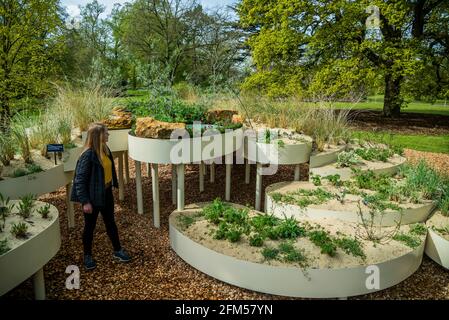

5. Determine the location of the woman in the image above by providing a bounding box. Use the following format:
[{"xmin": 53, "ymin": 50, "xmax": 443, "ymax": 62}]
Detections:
[{"xmin": 71, "ymin": 123, "xmax": 131, "ymax": 270}]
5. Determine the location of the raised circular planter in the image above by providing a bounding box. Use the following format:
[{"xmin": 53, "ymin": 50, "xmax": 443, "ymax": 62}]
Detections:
[
  {"xmin": 62, "ymin": 146, "xmax": 84, "ymax": 172},
  {"xmin": 0, "ymin": 164, "xmax": 73, "ymax": 199},
  {"xmin": 309, "ymin": 145, "xmax": 347, "ymax": 168},
  {"xmin": 0, "ymin": 201, "xmax": 61, "ymax": 299},
  {"xmin": 128, "ymin": 129, "xmax": 244, "ymax": 227},
  {"xmin": 243, "ymin": 133, "xmax": 313, "ymax": 211},
  {"xmin": 425, "ymin": 212, "xmax": 449, "ymax": 269},
  {"xmin": 265, "ymin": 181, "xmax": 435, "ymax": 227},
  {"xmin": 309, "ymin": 155, "xmax": 407, "ymax": 181},
  {"xmin": 169, "ymin": 203, "xmax": 425, "ymax": 298}
]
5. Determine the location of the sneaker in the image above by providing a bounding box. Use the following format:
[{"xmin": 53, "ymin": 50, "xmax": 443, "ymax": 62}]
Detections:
[
  {"xmin": 113, "ymin": 249, "xmax": 131, "ymax": 263},
  {"xmin": 84, "ymin": 255, "xmax": 96, "ymax": 270}
]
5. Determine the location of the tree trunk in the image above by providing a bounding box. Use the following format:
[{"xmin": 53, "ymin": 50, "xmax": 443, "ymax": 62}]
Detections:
[{"xmin": 383, "ymin": 73, "xmax": 403, "ymax": 118}]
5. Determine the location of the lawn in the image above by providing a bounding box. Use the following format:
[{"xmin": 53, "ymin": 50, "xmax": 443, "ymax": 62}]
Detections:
[
  {"xmin": 334, "ymin": 95, "xmax": 449, "ymax": 116},
  {"xmin": 352, "ymin": 130, "xmax": 449, "ymax": 154}
]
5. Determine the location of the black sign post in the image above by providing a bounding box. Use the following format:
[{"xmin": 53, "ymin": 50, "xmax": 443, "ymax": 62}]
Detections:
[{"xmin": 47, "ymin": 144, "xmax": 65, "ymax": 165}]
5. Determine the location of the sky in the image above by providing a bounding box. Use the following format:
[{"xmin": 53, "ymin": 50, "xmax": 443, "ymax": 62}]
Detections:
[{"xmin": 61, "ymin": 0, "xmax": 237, "ymax": 17}]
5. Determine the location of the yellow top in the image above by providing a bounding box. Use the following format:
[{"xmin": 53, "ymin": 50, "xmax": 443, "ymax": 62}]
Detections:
[{"xmin": 101, "ymin": 152, "xmax": 113, "ymax": 185}]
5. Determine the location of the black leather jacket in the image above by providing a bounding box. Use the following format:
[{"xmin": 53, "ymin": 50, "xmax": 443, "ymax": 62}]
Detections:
[{"xmin": 70, "ymin": 147, "xmax": 118, "ymax": 207}]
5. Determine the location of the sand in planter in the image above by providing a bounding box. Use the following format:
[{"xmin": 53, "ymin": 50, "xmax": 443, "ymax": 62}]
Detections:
[
  {"xmin": 170, "ymin": 203, "xmax": 424, "ymax": 270},
  {"xmin": 0, "ymin": 201, "xmax": 58, "ymax": 252},
  {"xmin": 427, "ymin": 211, "xmax": 449, "ymax": 241},
  {"xmin": 267, "ymin": 181, "xmax": 433, "ymax": 215}
]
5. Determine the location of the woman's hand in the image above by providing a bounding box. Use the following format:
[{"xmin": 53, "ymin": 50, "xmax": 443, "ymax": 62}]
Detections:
[{"xmin": 83, "ymin": 203, "xmax": 93, "ymax": 214}]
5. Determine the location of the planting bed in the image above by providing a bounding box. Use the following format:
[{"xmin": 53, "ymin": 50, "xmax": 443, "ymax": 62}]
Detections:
[
  {"xmin": 170, "ymin": 202, "xmax": 425, "ymax": 298},
  {"xmin": 310, "ymin": 143, "xmax": 406, "ymax": 181},
  {"xmin": 0, "ymin": 200, "xmax": 60, "ymax": 299},
  {"xmin": 425, "ymin": 211, "xmax": 449, "ymax": 269}
]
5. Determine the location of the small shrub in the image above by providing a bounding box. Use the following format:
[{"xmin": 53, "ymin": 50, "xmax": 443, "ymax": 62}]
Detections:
[
  {"xmin": 335, "ymin": 236, "xmax": 366, "ymax": 260},
  {"xmin": 276, "ymin": 217, "xmax": 306, "ymax": 239},
  {"xmin": 409, "ymin": 223, "xmax": 427, "ymax": 236},
  {"xmin": 11, "ymin": 222, "xmax": 29, "ymax": 239},
  {"xmin": 17, "ymin": 194, "xmax": 35, "ymax": 219},
  {"xmin": 0, "ymin": 133, "xmax": 16, "ymax": 166},
  {"xmin": 225, "ymin": 225, "xmax": 243, "ymax": 242},
  {"xmin": 311, "ymin": 174, "xmax": 322, "ymax": 186},
  {"xmin": 0, "ymin": 239, "xmax": 10, "ymax": 255},
  {"xmin": 308, "ymin": 229, "xmax": 337, "ymax": 257},
  {"xmin": 261, "ymin": 247, "xmax": 279, "ymax": 260},
  {"xmin": 393, "ymin": 233, "xmax": 422, "ymax": 248},
  {"xmin": 37, "ymin": 204, "xmax": 52, "ymax": 219},
  {"xmin": 203, "ymin": 198, "xmax": 227, "ymax": 224},
  {"xmin": 337, "ymin": 151, "xmax": 361, "ymax": 168},
  {"xmin": 249, "ymin": 234, "xmax": 264, "ymax": 247},
  {"xmin": 324, "ymin": 174, "xmax": 342, "ymax": 187}
]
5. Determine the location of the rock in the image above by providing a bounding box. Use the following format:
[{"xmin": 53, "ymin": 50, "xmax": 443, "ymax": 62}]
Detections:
[
  {"xmin": 135, "ymin": 117, "xmax": 186, "ymax": 139},
  {"xmin": 205, "ymin": 109, "xmax": 238, "ymax": 124},
  {"xmin": 102, "ymin": 107, "xmax": 133, "ymax": 129}
]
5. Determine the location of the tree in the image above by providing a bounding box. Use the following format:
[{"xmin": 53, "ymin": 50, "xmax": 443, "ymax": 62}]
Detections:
[
  {"xmin": 237, "ymin": 0, "xmax": 449, "ymax": 117},
  {"xmin": 0, "ymin": 0, "xmax": 64, "ymax": 129}
]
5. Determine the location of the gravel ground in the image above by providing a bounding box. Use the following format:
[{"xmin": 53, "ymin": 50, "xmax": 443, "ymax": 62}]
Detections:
[{"xmin": 2, "ymin": 150, "xmax": 449, "ymax": 300}]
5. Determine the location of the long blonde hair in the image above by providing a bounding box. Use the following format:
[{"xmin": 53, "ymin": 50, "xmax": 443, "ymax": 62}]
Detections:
[{"xmin": 84, "ymin": 122, "xmax": 109, "ymax": 160}]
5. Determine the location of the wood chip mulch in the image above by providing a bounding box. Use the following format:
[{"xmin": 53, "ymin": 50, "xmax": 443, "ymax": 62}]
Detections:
[{"xmin": 2, "ymin": 150, "xmax": 449, "ymax": 300}]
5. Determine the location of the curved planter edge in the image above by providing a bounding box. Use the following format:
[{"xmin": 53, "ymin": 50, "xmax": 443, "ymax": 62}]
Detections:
[
  {"xmin": 425, "ymin": 229, "xmax": 449, "ymax": 270},
  {"xmin": 169, "ymin": 217, "xmax": 424, "ymax": 298}
]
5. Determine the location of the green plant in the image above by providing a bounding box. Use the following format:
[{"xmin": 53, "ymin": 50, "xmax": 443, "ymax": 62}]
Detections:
[
  {"xmin": 276, "ymin": 217, "xmax": 306, "ymax": 239},
  {"xmin": 37, "ymin": 204, "xmax": 51, "ymax": 219},
  {"xmin": 11, "ymin": 222, "xmax": 28, "ymax": 239},
  {"xmin": 277, "ymin": 139, "xmax": 285, "ymax": 148},
  {"xmin": 225, "ymin": 225, "xmax": 243, "ymax": 242},
  {"xmin": 307, "ymin": 229, "xmax": 337, "ymax": 256},
  {"xmin": 311, "ymin": 174, "xmax": 322, "ymax": 186},
  {"xmin": 203, "ymin": 198, "xmax": 227, "ymax": 224},
  {"xmin": 214, "ymin": 222, "xmax": 228, "ymax": 240},
  {"xmin": 393, "ymin": 233, "xmax": 422, "ymax": 248},
  {"xmin": 439, "ymin": 197, "xmax": 449, "ymax": 216},
  {"xmin": 261, "ymin": 247, "xmax": 279, "ymax": 260},
  {"xmin": 0, "ymin": 132, "xmax": 16, "ymax": 166},
  {"xmin": 0, "ymin": 239, "xmax": 10, "ymax": 255},
  {"xmin": 11, "ymin": 114, "xmax": 33, "ymax": 164},
  {"xmin": 0, "ymin": 193, "xmax": 15, "ymax": 232},
  {"xmin": 17, "ymin": 194, "xmax": 35, "ymax": 219},
  {"xmin": 354, "ymin": 147, "xmax": 394, "ymax": 162},
  {"xmin": 324, "ymin": 174, "xmax": 342, "ymax": 187},
  {"xmin": 278, "ymin": 242, "xmax": 307, "ymax": 264},
  {"xmin": 334, "ymin": 236, "xmax": 366, "ymax": 260},
  {"xmin": 249, "ymin": 234, "xmax": 264, "ymax": 247},
  {"xmin": 336, "ymin": 150, "xmax": 361, "ymax": 168},
  {"xmin": 409, "ymin": 223, "xmax": 427, "ymax": 236}
]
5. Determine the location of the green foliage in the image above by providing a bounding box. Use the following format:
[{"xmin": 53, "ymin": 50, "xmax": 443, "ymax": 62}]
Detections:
[
  {"xmin": 0, "ymin": 133, "xmax": 16, "ymax": 166},
  {"xmin": 37, "ymin": 204, "xmax": 51, "ymax": 219},
  {"xmin": 17, "ymin": 194, "xmax": 35, "ymax": 219},
  {"xmin": 311, "ymin": 174, "xmax": 321, "ymax": 186},
  {"xmin": 401, "ymin": 161, "xmax": 444, "ymax": 200},
  {"xmin": 277, "ymin": 242, "xmax": 307, "ymax": 264},
  {"xmin": 203, "ymin": 198, "xmax": 227, "ymax": 225},
  {"xmin": 270, "ymin": 188, "xmax": 334, "ymax": 208},
  {"xmin": 11, "ymin": 222, "xmax": 29, "ymax": 239},
  {"xmin": 275, "ymin": 217, "xmax": 306, "ymax": 239},
  {"xmin": 0, "ymin": 193, "xmax": 15, "ymax": 232},
  {"xmin": 409, "ymin": 223, "xmax": 427, "ymax": 236},
  {"xmin": 334, "ymin": 236, "xmax": 366, "ymax": 260},
  {"xmin": 10, "ymin": 114, "xmax": 33, "ymax": 164},
  {"xmin": 307, "ymin": 229, "xmax": 337, "ymax": 257},
  {"xmin": 354, "ymin": 147, "xmax": 394, "ymax": 162},
  {"xmin": 12, "ymin": 163, "xmax": 43, "ymax": 178},
  {"xmin": 0, "ymin": 239, "xmax": 10, "ymax": 255},
  {"xmin": 324, "ymin": 174, "xmax": 342, "ymax": 187},
  {"xmin": 249, "ymin": 234, "xmax": 264, "ymax": 247},
  {"xmin": 393, "ymin": 233, "xmax": 422, "ymax": 249},
  {"xmin": 261, "ymin": 247, "xmax": 279, "ymax": 260},
  {"xmin": 337, "ymin": 151, "xmax": 361, "ymax": 168}
]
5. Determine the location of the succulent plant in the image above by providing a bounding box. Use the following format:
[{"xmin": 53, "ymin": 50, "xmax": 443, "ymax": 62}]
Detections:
[
  {"xmin": 11, "ymin": 222, "xmax": 29, "ymax": 239},
  {"xmin": 17, "ymin": 194, "xmax": 35, "ymax": 219},
  {"xmin": 37, "ymin": 204, "xmax": 51, "ymax": 219}
]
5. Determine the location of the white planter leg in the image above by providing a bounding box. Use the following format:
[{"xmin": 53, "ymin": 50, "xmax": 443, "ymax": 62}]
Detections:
[
  {"xmin": 172, "ymin": 164, "xmax": 177, "ymax": 205},
  {"xmin": 210, "ymin": 163, "xmax": 215, "ymax": 183},
  {"xmin": 245, "ymin": 159, "xmax": 250, "ymax": 184},
  {"xmin": 294, "ymin": 164, "xmax": 300, "ymax": 181},
  {"xmin": 204, "ymin": 164, "xmax": 208, "ymax": 176},
  {"xmin": 177, "ymin": 164, "xmax": 185, "ymax": 211},
  {"xmin": 66, "ymin": 183, "xmax": 75, "ymax": 229},
  {"xmin": 124, "ymin": 151, "xmax": 130, "ymax": 184},
  {"xmin": 151, "ymin": 164, "xmax": 160, "ymax": 228},
  {"xmin": 135, "ymin": 161, "xmax": 143, "ymax": 214},
  {"xmin": 33, "ymin": 268, "xmax": 46, "ymax": 300},
  {"xmin": 225, "ymin": 164, "xmax": 231, "ymax": 201},
  {"xmin": 118, "ymin": 152, "xmax": 124, "ymax": 201},
  {"xmin": 199, "ymin": 162, "xmax": 204, "ymax": 193},
  {"xmin": 255, "ymin": 163, "xmax": 263, "ymax": 211}
]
